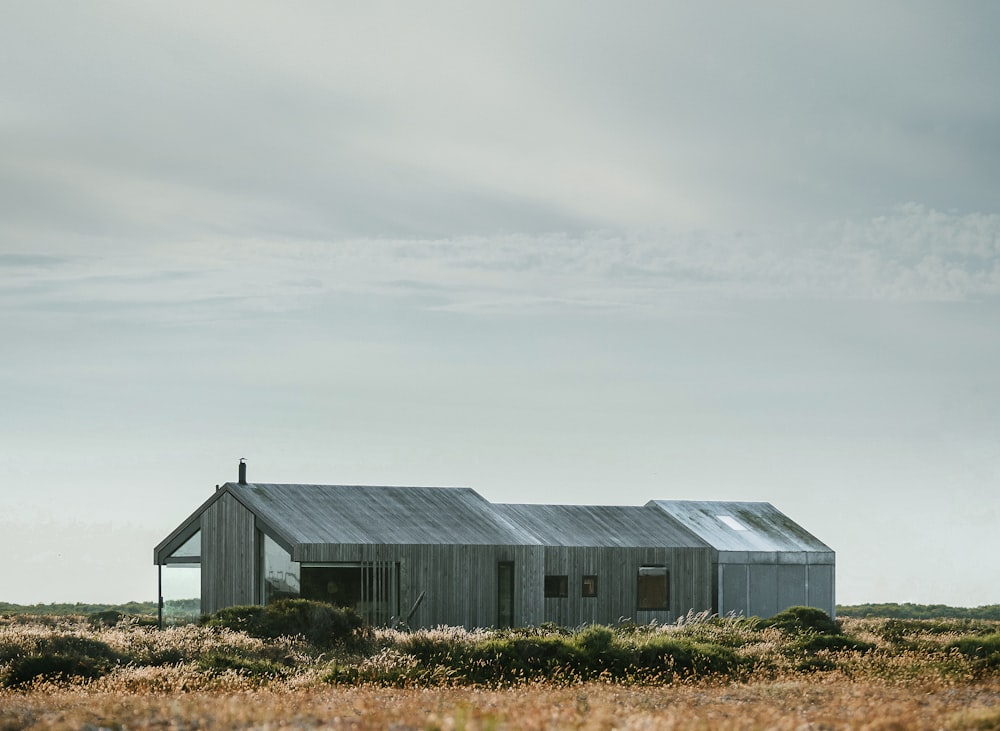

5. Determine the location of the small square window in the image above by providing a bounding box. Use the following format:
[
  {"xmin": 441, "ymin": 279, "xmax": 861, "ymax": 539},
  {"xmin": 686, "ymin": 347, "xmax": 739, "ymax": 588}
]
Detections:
[
  {"xmin": 544, "ymin": 575, "xmax": 568, "ymax": 598},
  {"xmin": 582, "ymin": 575, "xmax": 598, "ymax": 597}
]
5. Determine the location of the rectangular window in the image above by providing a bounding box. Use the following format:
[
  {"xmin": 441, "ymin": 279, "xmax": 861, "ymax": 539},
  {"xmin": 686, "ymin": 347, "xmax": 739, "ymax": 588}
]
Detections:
[
  {"xmin": 261, "ymin": 533, "xmax": 300, "ymax": 604},
  {"xmin": 544, "ymin": 574, "xmax": 568, "ymax": 598},
  {"xmin": 300, "ymin": 563, "xmax": 399, "ymax": 624},
  {"xmin": 159, "ymin": 528, "xmax": 202, "ymax": 626},
  {"xmin": 582, "ymin": 575, "xmax": 598, "ymax": 597},
  {"xmin": 637, "ymin": 566, "xmax": 669, "ymax": 610}
]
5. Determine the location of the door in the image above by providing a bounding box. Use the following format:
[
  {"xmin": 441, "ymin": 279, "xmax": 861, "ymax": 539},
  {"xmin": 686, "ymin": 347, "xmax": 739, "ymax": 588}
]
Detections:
[{"xmin": 497, "ymin": 561, "xmax": 514, "ymax": 628}]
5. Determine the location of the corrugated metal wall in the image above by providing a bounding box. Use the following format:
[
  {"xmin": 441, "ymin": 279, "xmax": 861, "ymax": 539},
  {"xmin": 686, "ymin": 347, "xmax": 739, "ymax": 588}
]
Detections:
[{"xmin": 717, "ymin": 550, "xmax": 836, "ymax": 618}]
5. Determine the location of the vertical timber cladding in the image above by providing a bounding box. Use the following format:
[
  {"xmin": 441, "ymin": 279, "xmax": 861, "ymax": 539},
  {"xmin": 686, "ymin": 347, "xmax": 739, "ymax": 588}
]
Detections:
[
  {"xmin": 201, "ymin": 492, "xmax": 257, "ymax": 614},
  {"xmin": 403, "ymin": 544, "xmax": 544, "ymax": 629},
  {"xmin": 301, "ymin": 543, "xmax": 545, "ymax": 628},
  {"xmin": 540, "ymin": 546, "xmax": 714, "ymax": 626}
]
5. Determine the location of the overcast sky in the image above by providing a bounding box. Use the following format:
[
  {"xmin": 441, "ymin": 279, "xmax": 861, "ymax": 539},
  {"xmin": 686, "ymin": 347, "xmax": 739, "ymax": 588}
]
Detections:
[{"xmin": 2, "ymin": 2, "xmax": 998, "ymax": 608}]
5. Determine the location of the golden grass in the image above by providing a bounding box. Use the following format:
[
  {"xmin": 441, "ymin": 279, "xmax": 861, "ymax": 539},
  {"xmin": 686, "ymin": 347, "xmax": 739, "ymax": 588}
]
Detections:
[
  {"xmin": 2, "ymin": 676, "xmax": 998, "ymax": 730},
  {"xmin": 2, "ymin": 615, "xmax": 998, "ymax": 729}
]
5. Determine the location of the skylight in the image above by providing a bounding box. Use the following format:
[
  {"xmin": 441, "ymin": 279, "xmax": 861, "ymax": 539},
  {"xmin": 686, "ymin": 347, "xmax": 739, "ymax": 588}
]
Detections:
[{"xmin": 716, "ymin": 515, "xmax": 749, "ymax": 531}]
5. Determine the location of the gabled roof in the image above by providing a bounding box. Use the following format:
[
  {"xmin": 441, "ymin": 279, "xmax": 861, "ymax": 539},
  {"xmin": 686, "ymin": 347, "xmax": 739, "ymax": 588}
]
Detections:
[
  {"xmin": 494, "ymin": 503, "xmax": 709, "ymax": 548},
  {"xmin": 156, "ymin": 483, "xmax": 831, "ymax": 564},
  {"xmin": 234, "ymin": 483, "xmax": 537, "ymax": 546},
  {"xmin": 648, "ymin": 500, "xmax": 832, "ymax": 553}
]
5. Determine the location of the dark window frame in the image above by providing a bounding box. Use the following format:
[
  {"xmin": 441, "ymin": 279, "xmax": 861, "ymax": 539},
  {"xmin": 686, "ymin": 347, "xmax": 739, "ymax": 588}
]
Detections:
[
  {"xmin": 637, "ymin": 565, "xmax": 670, "ymax": 611},
  {"xmin": 582, "ymin": 575, "xmax": 598, "ymax": 598},
  {"xmin": 544, "ymin": 574, "xmax": 569, "ymax": 598}
]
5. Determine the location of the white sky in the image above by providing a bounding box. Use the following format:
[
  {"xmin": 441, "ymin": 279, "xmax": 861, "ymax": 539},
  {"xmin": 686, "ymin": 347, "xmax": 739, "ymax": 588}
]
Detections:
[{"xmin": 2, "ymin": 2, "xmax": 998, "ymax": 608}]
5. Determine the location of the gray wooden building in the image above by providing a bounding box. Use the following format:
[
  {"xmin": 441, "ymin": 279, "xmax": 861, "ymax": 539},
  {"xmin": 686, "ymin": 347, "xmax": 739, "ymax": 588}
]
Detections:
[{"xmin": 154, "ymin": 471, "xmax": 835, "ymax": 628}]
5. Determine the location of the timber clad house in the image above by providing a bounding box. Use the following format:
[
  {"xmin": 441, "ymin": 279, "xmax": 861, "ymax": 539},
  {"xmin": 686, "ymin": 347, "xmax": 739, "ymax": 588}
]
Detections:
[{"xmin": 154, "ymin": 466, "xmax": 835, "ymax": 628}]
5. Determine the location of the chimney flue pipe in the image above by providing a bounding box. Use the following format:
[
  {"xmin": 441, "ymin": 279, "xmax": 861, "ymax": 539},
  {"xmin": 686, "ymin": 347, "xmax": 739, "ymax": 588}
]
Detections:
[{"xmin": 238, "ymin": 458, "xmax": 247, "ymax": 485}]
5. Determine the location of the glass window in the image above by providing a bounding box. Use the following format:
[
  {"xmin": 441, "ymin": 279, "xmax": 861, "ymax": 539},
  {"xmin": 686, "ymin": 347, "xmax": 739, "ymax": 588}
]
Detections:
[
  {"xmin": 301, "ymin": 563, "xmax": 399, "ymax": 625},
  {"xmin": 160, "ymin": 564, "xmax": 200, "ymax": 625},
  {"xmin": 582, "ymin": 575, "xmax": 598, "ymax": 597},
  {"xmin": 261, "ymin": 533, "xmax": 300, "ymax": 604},
  {"xmin": 160, "ymin": 529, "xmax": 201, "ymax": 625},
  {"xmin": 637, "ymin": 566, "xmax": 669, "ymax": 610},
  {"xmin": 544, "ymin": 575, "xmax": 568, "ymax": 598},
  {"xmin": 166, "ymin": 530, "xmax": 201, "ymax": 562}
]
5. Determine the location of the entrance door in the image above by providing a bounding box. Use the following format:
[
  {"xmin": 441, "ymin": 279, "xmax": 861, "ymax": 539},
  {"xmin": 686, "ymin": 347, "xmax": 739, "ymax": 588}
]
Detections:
[{"xmin": 497, "ymin": 561, "xmax": 514, "ymax": 628}]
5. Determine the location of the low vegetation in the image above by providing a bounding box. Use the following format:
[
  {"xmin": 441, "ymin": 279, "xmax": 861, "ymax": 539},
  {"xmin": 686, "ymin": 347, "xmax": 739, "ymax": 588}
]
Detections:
[
  {"xmin": 837, "ymin": 602, "xmax": 1000, "ymax": 621},
  {"xmin": 1, "ymin": 603, "xmax": 997, "ymax": 690},
  {"xmin": 1, "ymin": 604, "xmax": 998, "ymax": 728}
]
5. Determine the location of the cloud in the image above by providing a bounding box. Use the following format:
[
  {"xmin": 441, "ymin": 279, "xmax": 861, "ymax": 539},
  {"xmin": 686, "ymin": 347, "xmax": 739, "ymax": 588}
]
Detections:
[
  {"xmin": 3, "ymin": 205, "xmax": 996, "ymax": 340},
  {"xmin": 3, "ymin": 4, "xmax": 998, "ymax": 243},
  {"xmin": 350, "ymin": 204, "xmax": 1000, "ymax": 305},
  {"xmin": 0, "ymin": 254, "xmax": 68, "ymax": 268}
]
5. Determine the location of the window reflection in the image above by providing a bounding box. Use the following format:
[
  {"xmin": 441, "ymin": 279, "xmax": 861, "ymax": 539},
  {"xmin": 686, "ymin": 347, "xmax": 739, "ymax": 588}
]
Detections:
[{"xmin": 262, "ymin": 533, "xmax": 300, "ymax": 603}]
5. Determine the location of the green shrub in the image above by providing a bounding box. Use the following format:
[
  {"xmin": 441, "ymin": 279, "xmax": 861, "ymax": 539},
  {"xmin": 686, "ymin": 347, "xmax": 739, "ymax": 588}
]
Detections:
[
  {"xmin": 34, "ymin": 635, "xmax": 124, "ymax": 665},
  {"xmin": 196, "ymin": 651, "xmax": 288, "ymax": 678},
  {"xmin": 947, "ymin": 633, "xmax": 1000, "ymax": 670},
  {"xmin": 792, "ymin": 633, "xmax": 876, "ymax": 654},
  {"xmin": 87, "ymin": 610, "xmax": 124, "ymax": 627},
  {"xmin": 794, "ymin": 654, "xmax": 838, "ymax": 672},
  {"xmin": 397, "ymin": 634, "xmax": 471, "ymax": 667},
  {"xmin": 471, "ymin": 636, "xmax": 583, "ymax": 682},
  {"xmin": 202, "ymin": 599, "xmax": 362, "ymax": 648},
  {"xmin": 574, "ymin": 625, "xmax": 614, "ymax": 654},
  {"xmin": 1, "ymin": 654, "xmax": 105, "ymax": 688},
  {"xmin": 201, "ymin": 605, "xmax": 265, "ymax": 631},
  {"xmin": 632, "ymin": 636, "xmax": 741, "ymax": 679},
  {"xmin": 759, "ymin": 606, "xmax": 841, "ymax": 635}
]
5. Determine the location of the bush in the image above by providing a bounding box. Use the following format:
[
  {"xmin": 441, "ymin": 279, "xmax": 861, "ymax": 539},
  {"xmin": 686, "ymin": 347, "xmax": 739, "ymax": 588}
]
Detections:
[
  {"xmin": 87, "ymin": 610, "xmax": 124, "ymax": 627},
  {"xmin": 947, "ymin": 633, "xmax": 1000, "ymax": 671},
  {"xmin": 196, "ymin": 651, "xmax": 289, "ymax": 678},
  {"xmin": 792, "ymin": 633, "xmax": 876, "ymax": 654},
  {"xmin": 632, "ymin": 636, "xmax": 742, "ymax": 679},
  {"xmin": 202, "ymin": 599, "xmax": 363, "ymax": 648},
  {"xmin": 1, "ymin": 653, "xmax": 110, "ymax": 688},
  {"xmin": 759, "ymin": 606, "xmax": 841, "ymax": 635},
  {"xmin": 574, "ymin": 625, "xmax": 614, "ymax": 655}
]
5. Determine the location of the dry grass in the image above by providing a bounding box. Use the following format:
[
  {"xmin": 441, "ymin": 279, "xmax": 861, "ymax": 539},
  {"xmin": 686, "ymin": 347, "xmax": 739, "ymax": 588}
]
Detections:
[
  {"xmin": 1, "ymin": 614, "xmax": 998, "ymax": 729},
  {"xmin": 2, "ymin": 677, "xmax": 998, "ymax": 730}
]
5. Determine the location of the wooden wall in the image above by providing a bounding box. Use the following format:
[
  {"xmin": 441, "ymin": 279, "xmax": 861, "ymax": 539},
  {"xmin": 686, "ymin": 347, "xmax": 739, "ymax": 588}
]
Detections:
[
  {"xmin": 297, "ymin": 541, "xmax": 714, "ymax": 628},
  {"xmin": 540, "ymin": 546, "xmax": 715, "ymax": 626},
  {"xmin": 201, "ymin": 492, "xmax": 257, "ymax": 614},
  {"xmin": 197, "ymin": 497, "xmax": 726, "ymax": 626},
  {"xmin": 297, "ymin": 542, "xmax": 545, "ymax": 628}
]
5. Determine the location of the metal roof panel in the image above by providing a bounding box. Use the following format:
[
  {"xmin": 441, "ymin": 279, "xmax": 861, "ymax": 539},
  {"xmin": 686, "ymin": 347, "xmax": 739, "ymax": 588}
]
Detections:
[
  {"xmin": 648, "ymin": 500, "xmax": 832, "ymax": 553},
  {"xmin": 494, "ymin": 503, "xmax": 710, "ymax": 548},
  {"xmin": 230, "ymin": 483, "xmax": 540, "ymax": 546}
]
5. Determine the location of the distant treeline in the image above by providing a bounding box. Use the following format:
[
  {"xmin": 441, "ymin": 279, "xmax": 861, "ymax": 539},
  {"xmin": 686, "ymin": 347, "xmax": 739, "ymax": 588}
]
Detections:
[
  {"xmin": 837, "ymin": 603, "xmax": 1000, "ymax": 620},
  {"xmin": 0, "ymin": 600, "xmax": 192, "ymax": 617}
]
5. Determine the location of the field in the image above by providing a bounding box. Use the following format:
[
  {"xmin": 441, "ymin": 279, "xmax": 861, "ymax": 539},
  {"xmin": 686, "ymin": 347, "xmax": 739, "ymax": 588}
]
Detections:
[
  {"xmin": 2, "ymin": 609, "xmax": 998, "ymax": 730},
  {"xmin": 5, "ymin": 678, "xmax": 1000, "ymax": 730}
]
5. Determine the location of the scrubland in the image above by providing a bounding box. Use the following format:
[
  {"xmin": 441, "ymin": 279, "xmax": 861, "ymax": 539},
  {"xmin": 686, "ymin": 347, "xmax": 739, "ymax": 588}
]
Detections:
[{"xmin": 1, "ymin": 607, "xmax": 998, "ymax": 730}]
